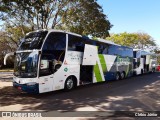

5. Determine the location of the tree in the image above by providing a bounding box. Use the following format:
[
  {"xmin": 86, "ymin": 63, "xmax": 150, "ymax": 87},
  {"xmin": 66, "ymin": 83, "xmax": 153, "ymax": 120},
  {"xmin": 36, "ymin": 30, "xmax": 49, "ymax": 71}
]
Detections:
[
  {"xmin": 0, "ymin": 31, "xmax": 15, "ymax": 68},
  {"xmin": 61, "ymin": 0, "xmax": 112, "ymax": 37},
  {"xmin": 154, "ymin": 49, "xmax": 160, "ymax": 64},
  {"xmin": 0, "ymin": 0, "xmax": 112, "ymax": 68},
  {"xmin": 136, "ymin": 32, "xmax": 156, "ymax": 50},
  {"xmin": 107, "ymin": 32, "xmax": 138, "ymax": 47},
  {"xmin": 107, "ymin": 32, "xmax": 157, "ymax": 51},
  {"xmin": 0, "ymin": 0, "xmax": 112, "ymax": 37},
  {"xmin": 0, "ymin": 25, "xmax": 31, "ymax": 68}
]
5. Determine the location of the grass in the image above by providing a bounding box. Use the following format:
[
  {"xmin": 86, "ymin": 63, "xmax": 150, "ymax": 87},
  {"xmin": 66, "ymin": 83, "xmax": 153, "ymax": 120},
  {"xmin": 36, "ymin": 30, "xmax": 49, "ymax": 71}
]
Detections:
[{"xmin": 0, "ymin": 68, "xmax": 14, "ymax": 72}]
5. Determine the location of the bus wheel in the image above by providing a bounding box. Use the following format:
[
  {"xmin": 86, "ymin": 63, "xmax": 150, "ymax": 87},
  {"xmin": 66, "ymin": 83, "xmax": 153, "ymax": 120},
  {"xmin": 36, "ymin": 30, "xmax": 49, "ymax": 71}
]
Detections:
[
  {"xmin": 120, "ymin": 72, "xmax": 125, "ymax": 80},
  {"xmin": 116, "ymin": 72, "xmax": 120, "ymax": 80},
  {"xmin": 65, "ymin": 76, "xmax": 76, "ymax": 91},
  {"xmin": 141, "ymin": 69, "xmax": 144, "ymax": 75},
  {"xmin": 152, "ymin": 68, "xmax": 155, "ymax": 73}
]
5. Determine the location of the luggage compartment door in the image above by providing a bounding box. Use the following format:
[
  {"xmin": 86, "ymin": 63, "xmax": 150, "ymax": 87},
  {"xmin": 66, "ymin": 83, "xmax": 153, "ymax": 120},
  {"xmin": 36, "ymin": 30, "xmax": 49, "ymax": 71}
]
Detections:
[{"xmin": 82, "ymin": 44, "xmax": 97, "ymax": 65}]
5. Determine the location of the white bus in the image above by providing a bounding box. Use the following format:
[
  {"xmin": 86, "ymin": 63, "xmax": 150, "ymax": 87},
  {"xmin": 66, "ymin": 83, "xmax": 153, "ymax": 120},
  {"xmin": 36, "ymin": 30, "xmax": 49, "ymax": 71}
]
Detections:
[
  {"xmin": 133, "ymin": 49, "xmax": 157, "ymax": 75},
  {"xmin": 4, "ymin": 30, "xmax": 133, "ymax": 93}
]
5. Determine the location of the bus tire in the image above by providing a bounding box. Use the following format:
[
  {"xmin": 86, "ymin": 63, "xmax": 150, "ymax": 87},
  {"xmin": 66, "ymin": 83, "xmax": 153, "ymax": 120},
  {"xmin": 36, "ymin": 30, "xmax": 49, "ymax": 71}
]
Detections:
[
  {"xmin": 64, "ymin": 76, "xmax": 76, "ymax": 91},
  {"xmin": 141, "ymin": 69, "xmax": 144, "ymax": 75},
  {"xmin": 120, "ymin": 72, "xmax": 125, "ymax": 80},
  {"xmin": 152, "ymin": 68, "xmax": 155, "ymax": 73},
  {"xmin": 115, "ymin": 72, "xmax": 120, "ymax": 80}
]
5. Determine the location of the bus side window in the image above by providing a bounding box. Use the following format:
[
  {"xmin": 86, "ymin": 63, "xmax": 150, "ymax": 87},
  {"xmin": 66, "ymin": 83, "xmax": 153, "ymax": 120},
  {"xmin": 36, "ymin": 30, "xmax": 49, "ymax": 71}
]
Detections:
[
  {"xmin": 117, "ymin": 47, "xmax": 123, "ymax": 56},
  {"xmin": 43, "ymin": 32, "xmax": 66, "ymax": 51},
  {"xmin": 40, "ymin": 32, "xmax": 66, "ymax": 76},
  {"xmin": 95, "ymin": 42, "xmax": 108, "ymax": 54},
  {"xmin": 102, "ymin": 47, "xmax": 108, "ymax": 54},
  {"xmin": 98, "ymin": 45, "xmax": 104, "ymax": 54},
  {"xmin": 108, "ymin": 45, "xmax": 116, "ymax": 55},
  {"xmin": 39, "ymin": 55, "xmax": 53, "ymax": 76},
  {"xmin": 68, "ymin": 34, "xmax": 84, "ymax": 52},
  {"xmin": 128, "ymin": 48, "xmax": 133, "ymax": 58}
]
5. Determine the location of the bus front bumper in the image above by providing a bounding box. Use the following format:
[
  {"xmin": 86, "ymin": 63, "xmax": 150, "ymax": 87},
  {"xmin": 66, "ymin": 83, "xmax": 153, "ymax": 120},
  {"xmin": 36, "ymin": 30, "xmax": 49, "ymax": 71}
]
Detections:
[{"xmin": 13, "ymin": 82, "xmax": 39, "ymax": 94}]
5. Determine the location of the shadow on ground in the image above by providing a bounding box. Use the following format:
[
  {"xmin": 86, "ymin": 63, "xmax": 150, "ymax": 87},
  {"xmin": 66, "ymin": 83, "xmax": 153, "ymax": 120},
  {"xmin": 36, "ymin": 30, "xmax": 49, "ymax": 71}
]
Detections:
[{"xmin": 0, "ymin": 72, "xmax": 160, "ymax": 118}]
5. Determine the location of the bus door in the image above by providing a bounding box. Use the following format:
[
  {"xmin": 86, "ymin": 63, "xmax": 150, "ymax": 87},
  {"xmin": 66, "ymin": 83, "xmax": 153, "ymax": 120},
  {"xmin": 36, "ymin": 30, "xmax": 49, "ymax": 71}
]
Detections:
[
  {"xmin": 145, "ymin": 55, "xmax": 150, "ymax": 72},
  {"xmin": 38, "ymin": 59, "xmax": 54, "ymax": 93},
  {"xmin": 80, "ymin": 44, "xmax": 97, "ymax": 84}
]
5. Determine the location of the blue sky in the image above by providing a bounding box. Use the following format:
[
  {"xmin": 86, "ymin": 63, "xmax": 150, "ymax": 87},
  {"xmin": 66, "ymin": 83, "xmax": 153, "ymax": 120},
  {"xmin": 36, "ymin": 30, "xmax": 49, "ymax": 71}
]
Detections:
[{"xmin": 97, "ymin": 0, "xmax": 160, "ymax": 46}]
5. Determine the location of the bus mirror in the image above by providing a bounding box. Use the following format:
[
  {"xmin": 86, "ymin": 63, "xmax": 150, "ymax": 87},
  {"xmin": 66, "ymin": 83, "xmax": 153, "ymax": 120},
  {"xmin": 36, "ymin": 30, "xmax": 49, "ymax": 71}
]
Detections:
[{"xmin": 4, "ymin": 52, "xmax": 15, "ymax": 65}]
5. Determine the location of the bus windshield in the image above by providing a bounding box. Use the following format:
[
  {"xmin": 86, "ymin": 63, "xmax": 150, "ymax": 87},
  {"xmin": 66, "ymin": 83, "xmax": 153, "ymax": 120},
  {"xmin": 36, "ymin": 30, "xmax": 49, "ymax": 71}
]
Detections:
[
  {"xmin": 14, "ymin": 51, "xmax": 39, "ymax": 78},
  {"xmin": 18, "ymin": 31, "xmax": 48, "ymax": 50}
]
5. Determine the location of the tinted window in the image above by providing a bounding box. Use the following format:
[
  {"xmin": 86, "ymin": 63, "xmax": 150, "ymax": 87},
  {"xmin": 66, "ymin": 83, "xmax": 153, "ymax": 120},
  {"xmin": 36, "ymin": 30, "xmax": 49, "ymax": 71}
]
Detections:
[
  {"xmin": 108, "ymin": 45, "xmax": 117, "ymax": 55},
  {"xmin": 68, "ymin": 34, "xmax": 94, "ymax": 52},
  {"xmin": 116, "ymin": 47, "xmax": 123, "ymax": 56},
  {"xmin": 40, "ymin": 32, "xmax": 66, "ymax": 76},
  {"xmin": 14, "ymin": 52, "xmax": 39, "ymax": 78},
  {"xmin": 108, "ymin": 45, "xmax": 133, "ymax": 57},
  {"xmin": 19, "ymin": 31, "xmax": 48, "ymax": 50},
  {"xmin": 122, "ymin": 47, "xmax": 133, "ymax": 57},
  {"xmin": 136, "ymin": 51, "xmax": 141, "ymax": 58},
  {"xmin": 95, "ymin": 41, "xmax": 109, "ymax": 54},
  {"xmin": 133, "ymin": 51, "xmax": 137, "ymax": 58},
  {"xmin": 43, "ymin": 32, "xmax": 66, "ymax": 51},
  {"xmin": 68, "ymin": 35, "xmax": 85, "ymax": 52},
  {"xmin": 39, "ymin": 54, "xmax": 53, "ymax": 76}
]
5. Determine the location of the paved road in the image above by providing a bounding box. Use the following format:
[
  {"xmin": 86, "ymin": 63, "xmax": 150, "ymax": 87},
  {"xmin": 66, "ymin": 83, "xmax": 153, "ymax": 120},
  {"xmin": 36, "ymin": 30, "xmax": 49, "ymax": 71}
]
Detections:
[
  {"xmin": 0, "ymin": 72, "xmax": 13, "ymax": 74},
  {"xmin": 0, "ymin": 72, "xmax": 13, "ymax": 82},
  {"xmin": 0, "ymin": 72, "xmax": 160, "ymax": 119}
]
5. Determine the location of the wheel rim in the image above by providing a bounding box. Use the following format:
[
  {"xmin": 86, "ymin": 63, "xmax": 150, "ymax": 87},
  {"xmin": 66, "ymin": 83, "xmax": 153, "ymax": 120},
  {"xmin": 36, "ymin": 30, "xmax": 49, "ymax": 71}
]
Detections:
[
  {"xmin": 116, "ymin": 73, "xmax": 119, "ymax": 80},
  {"xmin": 66, "ymin": 78, "xmax": 74, "ymax": 89},
  {"xmin": 121, "ymin": 73, "xmax": 124, "ymax": 79}
]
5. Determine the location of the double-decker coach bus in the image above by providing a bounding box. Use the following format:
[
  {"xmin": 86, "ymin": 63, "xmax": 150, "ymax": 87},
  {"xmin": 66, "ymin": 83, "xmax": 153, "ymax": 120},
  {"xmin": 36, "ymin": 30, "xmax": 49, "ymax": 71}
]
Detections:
[
  {"xmin": 133, "ymin": 49, "xmax": 157, "ymax": 75},
  {"xmin": 4, "ymin": 30, "xmax": 133, "ymax": 93}
]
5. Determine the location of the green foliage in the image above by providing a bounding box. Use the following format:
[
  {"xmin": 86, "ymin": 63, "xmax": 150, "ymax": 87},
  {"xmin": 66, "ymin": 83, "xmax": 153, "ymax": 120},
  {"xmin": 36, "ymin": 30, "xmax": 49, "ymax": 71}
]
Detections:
[
  {"xmin": 0, "ymin": 0, "xmax": 112, "ymax": 37},
  {"xmin": 0, "ymin": 0, "xmax": 112, "ymax": 68},
  {"xmin": 107, "ymin": 32, "xmax": 138, "ymax": 47},
  {"xmin": 157, "ymin": 57, "xmax": 160, "ymax": 65},
  {"xmin": 0, "ymin": 25, "xmax": 31, "ymax": 68},
  {"xmin": 5, "ymin": 25, "xmax": 31, "ymax": 44},
  {"xmin": 60, "ymin": 0, "xmax": 112, "ymax": 38},
  {"xmin": 155, "ymin": 50, "xmax": 160, "ymax": 64},
  {"xmin": 107, "ymin": 32, "xmax": 157, "ymax": 51}
]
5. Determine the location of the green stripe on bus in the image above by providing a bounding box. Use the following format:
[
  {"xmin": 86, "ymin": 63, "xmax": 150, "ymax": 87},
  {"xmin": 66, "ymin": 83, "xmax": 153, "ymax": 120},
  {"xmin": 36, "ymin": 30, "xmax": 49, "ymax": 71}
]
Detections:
[
  {"xmin": 98, "ymin": 54, "xmax": 107, "ymax": 72},
  {"xmin": 126, "ymin": 64, "xmax": 129, "ymax": 76},
  {"xmin": 94, "ymin": 62, "xmax": 103, "ymax": 82}
]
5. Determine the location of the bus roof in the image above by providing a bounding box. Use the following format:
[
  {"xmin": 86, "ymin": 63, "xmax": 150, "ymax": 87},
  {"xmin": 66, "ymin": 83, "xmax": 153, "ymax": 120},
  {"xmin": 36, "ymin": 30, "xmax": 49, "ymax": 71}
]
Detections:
[
  {"xmin": 48, "ymin": 29, "xmax": 82, "ymax": 37},
  {"xmin": 97, "ymin": 38, "xmax": 121, "ymax": 46},
  {"xmin": 133, "ymin": 49, "xmax": 157, "ymax": 56},
  {"xmin": 133, "ymin": 49, "xmax": 143, "ymax": 51},
  {"xmin": 26, "ymin": 29, "xmax": 132, "ymax": 48}
]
